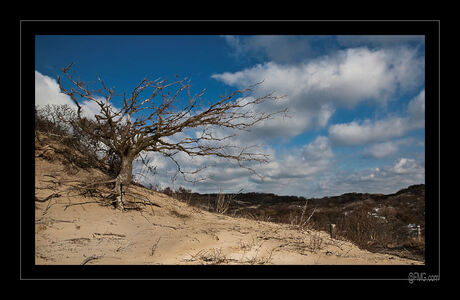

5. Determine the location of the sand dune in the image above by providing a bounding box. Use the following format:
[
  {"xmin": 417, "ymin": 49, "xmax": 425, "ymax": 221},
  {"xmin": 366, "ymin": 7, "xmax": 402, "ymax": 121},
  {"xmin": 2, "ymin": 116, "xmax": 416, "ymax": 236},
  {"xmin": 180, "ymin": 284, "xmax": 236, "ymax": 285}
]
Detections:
[{"xmin": 34, "ymin": 135, "xmax": 421, "ymax": 266}]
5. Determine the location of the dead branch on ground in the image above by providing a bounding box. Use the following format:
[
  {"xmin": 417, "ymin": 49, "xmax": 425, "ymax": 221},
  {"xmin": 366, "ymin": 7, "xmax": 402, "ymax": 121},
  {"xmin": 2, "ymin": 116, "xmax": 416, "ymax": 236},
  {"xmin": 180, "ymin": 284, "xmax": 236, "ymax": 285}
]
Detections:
[{"xmin": 80, "ymin": 255, "xmax": 103, "ymax": 265}]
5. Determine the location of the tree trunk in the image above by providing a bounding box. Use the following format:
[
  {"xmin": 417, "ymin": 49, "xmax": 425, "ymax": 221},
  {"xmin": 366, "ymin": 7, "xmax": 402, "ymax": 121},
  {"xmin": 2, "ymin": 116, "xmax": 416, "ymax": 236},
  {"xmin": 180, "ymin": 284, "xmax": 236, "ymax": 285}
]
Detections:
[{"xmin": 114, "ymin": 154, "xmax": 134, "ymax": 210}]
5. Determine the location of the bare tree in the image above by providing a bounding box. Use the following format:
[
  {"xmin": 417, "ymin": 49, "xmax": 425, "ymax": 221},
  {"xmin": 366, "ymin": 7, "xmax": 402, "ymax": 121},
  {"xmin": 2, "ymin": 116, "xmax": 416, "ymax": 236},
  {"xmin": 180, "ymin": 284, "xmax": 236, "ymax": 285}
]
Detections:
[{"xmin": 57, "ymin": 63, "xmax": 286, "ymax": 210}]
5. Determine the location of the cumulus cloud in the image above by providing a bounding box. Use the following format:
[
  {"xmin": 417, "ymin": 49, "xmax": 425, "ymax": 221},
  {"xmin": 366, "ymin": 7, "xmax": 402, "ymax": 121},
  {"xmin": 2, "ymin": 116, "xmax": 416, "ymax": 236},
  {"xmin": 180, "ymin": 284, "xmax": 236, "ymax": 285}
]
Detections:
[
  {"xmin": 328, "ymin": 89, "xmax": 425, "ymax": 146},
  {"xmin": 212, "ymin": 46, "xmax": 424, "ymax": 142},
  {"xmin": 362, "ymin": 138, "xmax": 419, "ymax": 159},
  {"xmin": 132, "ymin": 135, "xmax": 335, "ymax": 195},
  {"xmin": 35, "ymin": 71, "xmax": 75, "ymax": 107},
  {"xmin": 392, "ymin": 157, "xmax": 421, "ymax": 174},
  {"xmin": 407, "ymin": 89, "xmax": 425, "ymax": 128},
  {"xmin": 213, "ymin": 47, "xmax": 423, "ymax": 105},
  {"xmin": 250, "ymin": 153, "xmax": 424, "ymax": 197},
  {"xmin": 328, "ymin": 117, "xmax": 408, "ymax": 146},
  {"xmin": 241, "ymin": 136, "xmax": 333, "ymax": 187},
  {"xmin": 35, "ymin": 71, "xmax": 121, "ymax": 120},
  {"xmin": 364, "ymin": 141, "xmax": 399, "ymax": 158},
  {"xmin": 301, "ymin": 136, "xmax": 334, "ymax": 162},
  {"xmin": 311, "ymin": 157, "xmax": 425, "ymax": 196}
]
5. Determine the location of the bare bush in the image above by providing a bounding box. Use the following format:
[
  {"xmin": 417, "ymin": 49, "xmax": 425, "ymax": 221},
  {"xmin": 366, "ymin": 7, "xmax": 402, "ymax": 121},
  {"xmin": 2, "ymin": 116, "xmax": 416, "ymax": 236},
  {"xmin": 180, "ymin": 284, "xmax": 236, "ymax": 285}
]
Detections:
[
  {"xmin": 216, "ymin": 191, "xmax": 230, "ymax": 214},
  {"xmin": 336, "ymin": 206, "xmax": 398, "ymax": 250},
  {"xmin": 289, "ymin": 200, "xmax": 317, "ymax": 229},
  {"xmin": 175, "ymin": 186, "xmax": 193, "ymax": 203},
  {"xmin": 215, "ymin": 188, "xmax": 243, "ymax": 214},
  {"xmin": 306, "ymin": 232, "xmax": 324, "ymax": 252},
  {"xmin": 35, "ymin": 104, "xmax": 76, "ymax": 136}
]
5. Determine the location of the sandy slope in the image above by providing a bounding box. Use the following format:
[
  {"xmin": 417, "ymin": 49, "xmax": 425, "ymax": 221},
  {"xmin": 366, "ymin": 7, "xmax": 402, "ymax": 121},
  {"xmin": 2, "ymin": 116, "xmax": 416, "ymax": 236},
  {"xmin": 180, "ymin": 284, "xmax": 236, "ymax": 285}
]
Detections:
[{"xmin": 34, "ymin": 139, "xmax": 422, "ymax": 266}]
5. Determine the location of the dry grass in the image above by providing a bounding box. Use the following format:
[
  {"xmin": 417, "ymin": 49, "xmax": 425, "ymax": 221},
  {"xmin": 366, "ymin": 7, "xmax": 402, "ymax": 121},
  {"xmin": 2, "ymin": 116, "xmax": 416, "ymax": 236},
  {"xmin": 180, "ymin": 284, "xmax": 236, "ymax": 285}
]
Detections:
[
  {"xmin": 183, "ymin": 234, "xmax": 278, "ymax": 265},
  {"xmin": 184, "ymin": 248, "xmax": 234, "ymax": 264}
]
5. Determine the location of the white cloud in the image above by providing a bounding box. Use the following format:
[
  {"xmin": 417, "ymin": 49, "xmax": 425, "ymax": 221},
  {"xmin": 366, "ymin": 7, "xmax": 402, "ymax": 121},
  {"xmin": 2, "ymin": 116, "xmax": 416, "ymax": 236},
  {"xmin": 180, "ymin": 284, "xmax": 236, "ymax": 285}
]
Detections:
[
  {"xmin": 35, "ymin": 71, "xmax": 121, "ymax": 121},
  {"xmin": 222, "ymin": 35, "xmax": 246, "ymax": 58},
  {"xmin": 317, "ymin": 105, "xmax": 335, "ymax": 128},
  {"xmin": 35, "ymin": 71, "xmax": 75, "ymax": 107},
  {"xmin": 362, "ymin": 138, "xmax": 422, "ymax": 159},
  {"xmin": 79, "ymin": 99, "xmax": 103, "ymax": 119},
  {"xmin": 311, "ymin": 157, "xmax": 425, "ymax": 196},
  {"xmin": 212, "ymin": 46, "xmax": 424, "ymax": 142},
  {"xmin": 213, "ymin": 47, "xmax": 423, "ymax": 105},
  {"xmin": 365, "ymin": 141, "xmax": 399, "ymax": 158},
  {"xmin": 407, "ymin": 89, "xmax": 425, "ymax": 128},
  {"xmin": 248, "ymin": 136, "xmax": 333, "ymax": 182},
  {"xmin": 301, "ymin": 136, "xmax": 333, "ymax": 162},
  {"xmin": 328, "ymin": 117, "xmax": 408, "ymax": 146},
  {"xmin": 222, "ymin": 35, "xmax": 314, "ymax": 64},
  {"xmin": 392, "ymin": 158, "xmax": 420, "ymax": 174},
  {"xmin": 328, "ymin": 89, "xmax": 425, "ymax": 146}
]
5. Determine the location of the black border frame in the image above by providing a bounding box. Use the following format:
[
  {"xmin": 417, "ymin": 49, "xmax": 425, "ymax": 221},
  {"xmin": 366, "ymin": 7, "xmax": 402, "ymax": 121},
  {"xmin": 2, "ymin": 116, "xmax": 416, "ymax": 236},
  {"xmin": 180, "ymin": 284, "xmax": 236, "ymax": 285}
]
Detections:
[{"xmin": 19, "ymin": 20, "xmax": 440, "ymax": 281}]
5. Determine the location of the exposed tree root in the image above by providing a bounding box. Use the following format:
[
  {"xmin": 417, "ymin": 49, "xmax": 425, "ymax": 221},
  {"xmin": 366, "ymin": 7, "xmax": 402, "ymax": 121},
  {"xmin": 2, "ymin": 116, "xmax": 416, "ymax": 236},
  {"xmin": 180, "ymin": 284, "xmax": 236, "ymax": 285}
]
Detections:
[
  {"xmin": 35, "ymin": 193, "xmax": 61, "ymax": 203},
  {"xmin": 39, "ymin": 172, "xmax": 161, "ymax": 212}
]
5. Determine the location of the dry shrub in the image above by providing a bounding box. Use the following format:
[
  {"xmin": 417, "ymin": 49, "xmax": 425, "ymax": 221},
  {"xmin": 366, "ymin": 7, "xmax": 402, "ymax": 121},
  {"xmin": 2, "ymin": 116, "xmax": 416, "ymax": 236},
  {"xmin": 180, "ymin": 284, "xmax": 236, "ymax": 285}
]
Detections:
[
  {"xmin": 216, "ymin": 192, "xmax": 230, "ymax": 214},
  {"xmin": 161, "ymin": 187, "xmax": 175, "ymax": 197},
  {"xmin": 176, "ymin": 186, "xmax": 192, "ymax": 203},
  {"xmin": 306, "ymin": 232, "xmax": 324, "ymax": 252},
  {"xmin": 214, "ymin": 189, "xmax": 242, "ymax": 214},
  {"xmin": 35, "ymin": 104, "xmax": 121, "ymax": 176},
  {"xmin": 336, "ymin": 206, "xmax": 399, "ymax": 250}
]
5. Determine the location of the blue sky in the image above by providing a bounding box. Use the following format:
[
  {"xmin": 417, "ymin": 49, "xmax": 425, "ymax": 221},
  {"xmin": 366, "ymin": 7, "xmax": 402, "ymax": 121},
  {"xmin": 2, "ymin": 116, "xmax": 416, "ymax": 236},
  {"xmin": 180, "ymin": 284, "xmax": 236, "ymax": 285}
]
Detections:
[{"xmin": 35, "ymin": 35, "xmax": 425, "ymax": 197}]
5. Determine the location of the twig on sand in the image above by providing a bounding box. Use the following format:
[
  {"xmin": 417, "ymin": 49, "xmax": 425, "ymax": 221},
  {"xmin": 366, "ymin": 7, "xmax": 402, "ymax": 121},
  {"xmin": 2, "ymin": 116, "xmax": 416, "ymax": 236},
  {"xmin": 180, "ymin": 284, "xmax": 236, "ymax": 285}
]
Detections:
[
  {"xmin": 41, "ymin": 199, "xmax": 59, "ymax": 217},
  {"xmin": 63, "ymin": 201, "xmax": 103, "ymax": 210},
  {"xmin": 36, "ymin": 218, "xmax": 74, "ymax": 224},
  {"xmin": 80, "ymin": 255, "xmax": 102, "ymax": 265},
  {"xmin": 150, "ymin": 223, "xmax": 178, "ymax": 230},
  {"xmin": 93, "ymin": 232, "xmax": 126, "ymax": 238},
  {"xmin": 151, "ymin": 237, "xmax": 161, "ymax": 256},
  {"xmin": 81, "ymin": 179, "xmax": 117, "ymax": 187},
  {"xmin": 116, "ymin": 242, "xmax": 134, "ymax": 253}
]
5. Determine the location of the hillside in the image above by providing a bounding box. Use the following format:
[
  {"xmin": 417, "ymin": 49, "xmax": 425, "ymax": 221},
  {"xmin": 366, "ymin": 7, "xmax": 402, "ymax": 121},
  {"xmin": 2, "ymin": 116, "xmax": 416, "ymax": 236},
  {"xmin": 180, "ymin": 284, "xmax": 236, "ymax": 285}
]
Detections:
[
  {"xmin": 35, "ymin": 132, "xmax": 422, "ymax": 265},
  {"xmin": 175, "ymin": 186, "xmax": 425, "ymax": 261}
]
